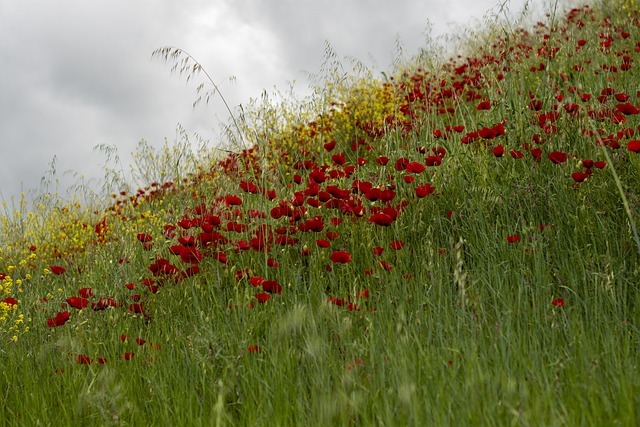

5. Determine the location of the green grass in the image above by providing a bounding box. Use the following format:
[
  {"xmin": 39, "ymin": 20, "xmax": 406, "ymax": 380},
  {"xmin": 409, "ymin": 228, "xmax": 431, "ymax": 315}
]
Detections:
[{"xmin": 2, "ymin": 0, "xmax": 640, "ymax": 425}]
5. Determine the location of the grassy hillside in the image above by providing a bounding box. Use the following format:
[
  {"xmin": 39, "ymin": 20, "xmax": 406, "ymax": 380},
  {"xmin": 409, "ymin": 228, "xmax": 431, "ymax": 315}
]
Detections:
[{"xmin": 2, "ymin": 0, "xmax": 640, "ymax": 425}]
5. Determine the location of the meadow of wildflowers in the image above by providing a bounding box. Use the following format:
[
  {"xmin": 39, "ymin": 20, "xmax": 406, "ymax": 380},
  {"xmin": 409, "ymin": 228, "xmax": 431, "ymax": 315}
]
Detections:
[{"xmin": 1, "ymin": 0, "xmax": 640, "ymax": 425}]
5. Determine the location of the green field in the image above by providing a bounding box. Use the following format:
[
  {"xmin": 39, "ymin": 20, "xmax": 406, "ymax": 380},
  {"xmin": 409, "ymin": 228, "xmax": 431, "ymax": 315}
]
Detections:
[{"xmin": 1, "ymin": 0, "xmax": 640, "ymax": 425}]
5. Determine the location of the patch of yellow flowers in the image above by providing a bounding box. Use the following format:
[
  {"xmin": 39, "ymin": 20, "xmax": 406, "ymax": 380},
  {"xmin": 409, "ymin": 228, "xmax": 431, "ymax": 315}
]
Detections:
[
  {"xmin": 0, "ymin": 253, "xmax": 31, "ymax": 342},
  {"xmin": 234, "ymin": 70, "xmax": 401, "ymax": 177}
]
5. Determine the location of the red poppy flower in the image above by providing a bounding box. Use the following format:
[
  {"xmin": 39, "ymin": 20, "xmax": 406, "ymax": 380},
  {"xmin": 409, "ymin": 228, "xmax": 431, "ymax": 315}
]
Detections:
[
  {"xmin": 224, "ymin": 195, "xmax": 243, "ymax": 206},
  {"xmin": 617, "ymin": 103, "xmax": 640, "ymax": 115},
  {"xmin": 378, "ymin": 261, "xmax": 394, "ymax": 271},
  {"xmin": 98, "ymin": 358, "xmax": 107, "ymax": 364},
  {"xmin": 176, "ymin": 219, "xmax": 194, "ymax": 230},
  {"xmin": 552, "ymin": 298, "xmax": 565, "ymax": 307},
  {"xmin": 77, "ymin": 287, "xmax": 93, "ymax": 298},
  {"xmin": 316, "ymin": 239, "xmax": 331, "ymax": 248},
  {"xmin": 248, "ymin": 277, "xmax": 265, "ymax": 287},
  {"xmin": 309, "ymin": 169, "xmax": 327, "ymax": 183},
  {"xmin": 530, "ymin": 148, "xmax": 542, "ymax": 162},
  {"xmin": 476, "ymin": 100, "xmax": 491, "ymax": 110},
  {"xmin": 142, "ymin": 278, "xmax": 155, "ymax": 287},
  {"xmin": 305, "ymin": 198, "xmax": 320, "ymax": 208},
  {"xmin": 492, "ymin": 144, "xmax": 505, "ymax": 157},
  {"xmin": 262, "ymin": 280, "xmax": 282, "ymax": 294},
  {"xmin": 239, "ymin": 180, "xmax": 259, "ymax": 193},
  {"xmin": 326, "ymin": 231, "xmax": 339, "ymax": 240},
  {"xmin": 331, "ymin": 251, "xmax": 352, "ymax": 263},
  {"xmin": 66, "ymin": 297, "xmax": 89, "ymax": 310},
  {"xmin": 369, "ymin": 213, "xmax": 394, "ymax": 226},
  {"xmin": 479, "ymin": 127, "xmax": 496, "ymax": 139},
  {"xmin": 510, "ymin": 150, "xmax": 524, "ymax": 159},
  {"xmin": 270, "ymin": 206, "xmax": 287, "ymax": 220},
  {"xmin": 332, "ymin": 153, "xmax": 346, "ymax": 165},
  {"xmin": 323, "ymin": 140, "xmax": 336, "ymax": 152},
  {"xmin": 506, "ymin": 235, "xmax": 521, "ymax": 243},
  {"xmin": 461, "ymin": 131, "xmax": 478, "ymax": 144},
  {"xmin": 123, "ymin": 283, "xmax": 136, "ymax": 290},
  {"xmin": 572, "ymin": 172, "xmax": 589, "ymax": 182},
  {"xmin": 352, "ymin": 180, "xmax": 372, "ymax": 194},
  {"xmin": 628, "ymin": 140, "xmax": 640, "ymax": 153},
  {"xmin": 179, "ymin": 248, "xmax": 203, "ymax": 264},
  {"xmin": 394, "ymin": 158, "xmax": 410, "ymax": 171},
  {"xmin": 616, "ymin": 93, "xmax": 631, "ymax": 102},
  {"xmin": 415, "ymin": 183, "xmax": 436, "ymax": 198},
  {"xmin": 364, "ymin": 188, "xmax": 382, "ymax": 202},
  {"xmin": 135, "ymin": 338, "xmax": 146, "ymax": 346},
  {"xmin": 92, "ymin": 298, "xmax": 118, "ymax": 311},
  {"xmin": 563, "ymin": 103, "xmax": 579, "ymax": 114},
  {"xmin": 373, "ymin": 246, "xmax": 384, "ymax": 256},
  {"xmin": 47, "ymin": 311, "xmax": 70, "ymax": 327},
  {"xmin": 178, "ymin": 235, "xmax": 196, "ymax": 247},
  {"xmin": 136, "ymin": 233, "xmax": 153, "ymax": 243},
  {"xmin": 425, "ymin": 156, "xmax": 442, "ymax": 166},
  {"xmin": 1, "ymin": 297, "xmax": 18, "ymax": 306},
  {"xmin": 327, "ymin": 296, "xmax": 346, "ymax": 306},
  {"xmin": 123, "ymin": 352, "xmax": 135, "ymax": 361},
  {"xmin": 255, "ymin": 293, "xmax": 271, "ymax": 303},
  {"xmin": 376, "ymin": 156, "xmax": 389, "ymax": 165},
  {"xmin": 303, "ymin": 219, "xmax": 325, "ymax": 232},
  {"xmin": 478, "ymin": 123, "xmax": 506, "ymax": 139},
  {"xmin": 406, "ymin": 162, "xmax": 426, "ymax": 174},
  {"xmin": 149, "ymin": 258, "xmax": 180, "ymax": 275},
  {"xmin": 247, "ymin": 345, "xmax": 261, "ymax": 353},
  {"xmin": 389, "ymin": 240, "xmax": 405, "ymax": 250},
  {"xmin": 548, "ymin": 151, "xmax": 568, "ymax": 164},
  {"xmin": 129, "ymin": 303, "xmax": 145, "ymax": 314},
  {"xmin": 50, "ymin": 266, "xmax": 66, "ymax": 275},
  {"xmin": 75, "ymin": 354, "xmax": 93, "ymax": 365},
  {"xmin": 594, "ymin": 161, "xmax": 606, "ymax": 169}
]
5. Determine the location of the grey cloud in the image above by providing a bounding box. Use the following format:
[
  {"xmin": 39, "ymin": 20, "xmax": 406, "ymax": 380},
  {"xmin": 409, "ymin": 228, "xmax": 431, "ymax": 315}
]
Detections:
[
  {"xmin": 0, "ymin": 0, "xmax": 531, "ymax": 205},
  {"xmin": 0, "ymin": 0, "xmax": 213, "ymax": 201}
]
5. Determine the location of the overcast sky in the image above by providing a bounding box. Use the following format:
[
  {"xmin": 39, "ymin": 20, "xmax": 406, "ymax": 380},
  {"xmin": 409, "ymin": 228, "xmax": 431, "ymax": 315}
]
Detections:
[{"xmin": 0, "ymin": 0, "xmax": 534, "ymax": 207}]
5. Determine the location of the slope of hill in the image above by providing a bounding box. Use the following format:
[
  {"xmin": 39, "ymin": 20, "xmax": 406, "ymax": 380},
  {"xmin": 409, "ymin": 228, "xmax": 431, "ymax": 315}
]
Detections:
[{"xmin": 1, "ymin": 0, "xmax": 639, "ymax": 425}]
